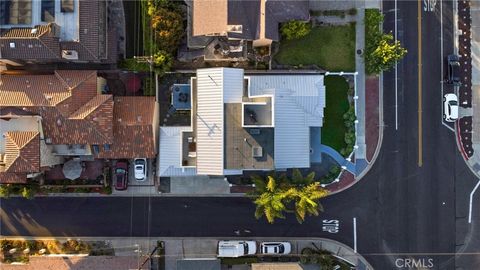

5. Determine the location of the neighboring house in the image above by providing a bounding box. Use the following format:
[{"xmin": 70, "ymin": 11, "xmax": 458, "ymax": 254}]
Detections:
[
  {"xmin": 158, "ymin": 67, "xmax": 325, "ymax": 177},
  {"xmin": 0, "ymin": 0, "xmax": 115, "ymax": 66},
  {"xmin": 0, "ymin": 71, "xmax": 158, "ymax": 184},
  {"xmin": 185, "ymin": 0, "xmax": 309, "ymax": 61}
]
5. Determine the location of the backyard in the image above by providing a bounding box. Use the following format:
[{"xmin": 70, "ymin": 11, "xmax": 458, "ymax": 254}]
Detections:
[
  {"xmin": 274, "ymin": 23, "xmax": 356, "ymax": 71},
  {"xmin": 321, "ymin": 76, "xmax": 350, "ymax": 152}
]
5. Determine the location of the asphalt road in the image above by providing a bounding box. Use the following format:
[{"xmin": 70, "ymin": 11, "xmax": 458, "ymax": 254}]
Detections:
[{"xmin": 1, "ymin": 1, "xmax": 479, "ymax": 270}]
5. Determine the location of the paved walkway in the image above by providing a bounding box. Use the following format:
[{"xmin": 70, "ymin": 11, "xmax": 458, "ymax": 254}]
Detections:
[
  {"xmin": 318, "ymin": 144, "xmax": 356, "ymax": 173},
  {"xmin": 355, "ymin": 7, "xmax": 367, "ymax": 161}
]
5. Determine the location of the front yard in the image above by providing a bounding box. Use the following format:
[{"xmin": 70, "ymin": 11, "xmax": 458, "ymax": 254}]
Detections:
[
  {"xmin": 321, "ymin": 76, "xmax": 351, "ymax": 152},
  {"xmin": 274, "ymin": 23, "xmax": 356, "ymax": 71}
]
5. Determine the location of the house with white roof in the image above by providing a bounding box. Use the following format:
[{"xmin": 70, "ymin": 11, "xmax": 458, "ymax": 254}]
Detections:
[{"xmin": 158, "ymin": 68, "xmax": 325, "ymax": 177}]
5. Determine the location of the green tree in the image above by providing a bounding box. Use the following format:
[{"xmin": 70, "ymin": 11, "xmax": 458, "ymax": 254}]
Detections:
[
  {"xmin": 0, "ymin": 184, "xmax": 12, "ymax": 198},
  {"xmin": 293, "ymin": 182, "xmax": 329, "ymax": 223},
  {"xmin": 367, "ymin": 34, "xmax": 407, "ymax": 74},
  {"xmin": 250, "ymin": 171, "xmax": 329, "ymax": 224},
  {"xmin": 21, "ymin": 186, "xmax": 35, "ymax": 200},
  {"xmin": 364, "ymin": 9, "xmax": 407, "ymax": 74},
  {"xmin": 280, "ymin": 20, "xmax": 311, "ymax": 40},
  {"xmin": 152, "ymin": 50, "xmax": 173, "ymax": 75},
  {"xmin": 151, "ymin": 7, "xmax": 184, "ymax": 53},
  {"xmin": 253, "ymin": 176, "xmax": 295, "ymax": 224}
]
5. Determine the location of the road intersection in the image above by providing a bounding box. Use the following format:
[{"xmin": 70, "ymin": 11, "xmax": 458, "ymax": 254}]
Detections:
[{"xmin": 1, "ymin": 1, "xmax": 480, "ymax": 269}]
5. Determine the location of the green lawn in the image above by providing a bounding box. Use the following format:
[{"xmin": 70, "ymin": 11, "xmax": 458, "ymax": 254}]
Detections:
[
  {"xmin": 322, "ymin": 76, "xmax": 350, "ymax": 152},
  {"xmin": 274, "ymin": 24, "xmax": 356, "ymax": 71}
]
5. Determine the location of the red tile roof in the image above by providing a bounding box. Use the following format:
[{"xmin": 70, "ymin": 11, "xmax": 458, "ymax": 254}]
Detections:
[
  {"xmin": 0, "ymin": 131, "xmax": 39, "ymax": 184},
  {"xmin": 0, "ymin": 0, "xmax": 112, "ymax": 63},
  {"xmin": 0, "ymin": 70, "xmax": 114, "ymax": 145},
  {"xmin": 96, "ymin": 97, "xmax": 157, "ymax": 159}
]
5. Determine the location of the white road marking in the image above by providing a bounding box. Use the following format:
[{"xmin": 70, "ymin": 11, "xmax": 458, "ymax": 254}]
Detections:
[
  {"xmin": 395, "ymin": 0, "xmax": 399, "ymax": 130},
  {"xmin": 469, "ymin": 180, "xmax": 480, "ymax": 223},
  {"xmin": 353, "ymin": 217, "xmax": 357, "ymax": 253}
]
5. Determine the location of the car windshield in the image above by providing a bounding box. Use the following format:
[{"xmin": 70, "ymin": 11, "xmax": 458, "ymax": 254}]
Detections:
[
  {"xmin": 115, "ymin": 168, "xmax": 125, "ymax": 174},
  {"xmin": 449, "ymin": 100, "xmax": 458, "ymax": 106},
  {"xmin": 135, "ymin": 160, "xmax": 144, "ymax": 165},
  {"xmin": 243, "ymin": 243, "xmax": 249, "ymax": 254},
  {"xmin": 278, "ymin": 245, "xmax": 284, "ymax": 253},
  {"xmin": 135, "ymin": 165, "xmax": 143, "ymax": 170}
]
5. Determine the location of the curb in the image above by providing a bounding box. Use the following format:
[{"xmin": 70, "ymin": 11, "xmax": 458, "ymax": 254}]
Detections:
[
  {"xmin": 11, "ymin": 193, "xmax": 248, "ymax": 198},
  {"xmin": 328, "ymin": 73, "xmax": 383, "ymax": 196},
  {"xmin": 0, "ymin": 236, "xmax": 374, "ymax": 269}
]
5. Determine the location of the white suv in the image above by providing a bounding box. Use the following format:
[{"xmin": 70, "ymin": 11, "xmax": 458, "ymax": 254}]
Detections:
[
  {"xmin": 134, "ymin": 158, "xmax": 147, "ymax": 181},
  {"xmin": 217, "ymin": 241, "xmax": 256, "ymax": 257}
]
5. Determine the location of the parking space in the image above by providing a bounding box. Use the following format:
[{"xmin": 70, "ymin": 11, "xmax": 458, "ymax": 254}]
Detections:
[{"xmin": 128, "ymin": 158, "xmax": 155, "ymax": 186}]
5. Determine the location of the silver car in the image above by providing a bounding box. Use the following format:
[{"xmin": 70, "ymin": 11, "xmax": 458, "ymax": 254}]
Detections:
[{"xmin": 260, "ymin": 242, "xmax": 291, "ymax": 255}]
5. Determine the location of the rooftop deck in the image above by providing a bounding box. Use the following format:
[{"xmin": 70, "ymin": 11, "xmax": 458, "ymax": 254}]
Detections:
[{"xmin": 224, "ymin": 103, "xmax": 274, "ymax": 170}]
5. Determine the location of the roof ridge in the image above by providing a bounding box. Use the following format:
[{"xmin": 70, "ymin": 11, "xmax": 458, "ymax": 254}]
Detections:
[{"xmin": 69, "ymin": 94, "xmax": 112, "ymax": 119}]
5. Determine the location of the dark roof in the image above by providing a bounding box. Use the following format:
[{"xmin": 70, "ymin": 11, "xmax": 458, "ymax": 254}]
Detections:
[
  {"xmin": 227, "ymin": 0, "xmax": 260, "ymax": 40},
  {"xmin": 265, "ymin": 0, "xmax": 310, "ymax": 41}
]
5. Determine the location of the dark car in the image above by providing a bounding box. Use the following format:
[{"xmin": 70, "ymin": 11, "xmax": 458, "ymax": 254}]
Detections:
[
  {"xmin": 113, "ymin": 161, "xmax": 128, "ymax": 190},
  {"xmin": 447, "ymin": 54, "xmax": 461, "ymax": 86}
]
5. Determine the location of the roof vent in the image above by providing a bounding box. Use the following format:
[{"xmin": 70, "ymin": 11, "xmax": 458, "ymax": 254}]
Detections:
[
  {"xmin": 137, "ymin": 116, "xmax": 142, "ymax": 122},
  {"xmin": 92, "ymin": 117, "xmax": 98, "ymax": 121},
  {"xmin": 45, "ymin": 138, "xmax": 52, "ymax": 144},
  {"xmin": 9, "ymin": 42, "xmax": 15, "ymax": 48},
  {"xmin": 117, "ymin": 118, "xmax": 122, "ymax": 123},
  {"xmin": 56, "ymin": 118, "xmax": 62, "ymax": 126},
  {"xmin": 62, "ymin": 50, "xmax": 79, "ymax": 60},
  {"xmin": 252, "ymin": 146, "xmax": 263, "ymax": 158},
  {"xmin": 31, "ymin": 28, "xmax": 37, "ymax": 34},
  {"xmin": 45, "ymin": 95, "xmax": 52, "ymax": 100}
]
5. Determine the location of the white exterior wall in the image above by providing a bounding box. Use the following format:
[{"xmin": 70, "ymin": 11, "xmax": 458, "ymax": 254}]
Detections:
[
  {"xmin": 158, "ymin": 126, "xmax": 196, "ymax": 177},
  {"xmin": 249, "ymin": 75, "xmax": 325, "ymax": 169}
]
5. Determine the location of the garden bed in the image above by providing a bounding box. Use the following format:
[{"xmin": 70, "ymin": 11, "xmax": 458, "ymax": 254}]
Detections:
[
  {"xmin": 274, "ymin": 23, "xmax": 356, "ymax": 71},
  {"xmin": 0, "ymin": 239, "xmax": 114, "ymax": 264}
]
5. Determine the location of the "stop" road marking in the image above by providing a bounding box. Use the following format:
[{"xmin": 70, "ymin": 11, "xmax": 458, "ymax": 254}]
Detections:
[{"xmin": 424, "ymin": 0, "xmax": 437, "ymax": 12}]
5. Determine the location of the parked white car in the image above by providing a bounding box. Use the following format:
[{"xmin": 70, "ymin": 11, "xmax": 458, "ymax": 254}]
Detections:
[
  {"xmin": 260, "ymin": 242, "xmax": 291, "ymax": 255},
  {"xmin": 134, "ymin": 158, "xmax": 147, "ymax": 181},
  {"xmin": 217, "ymin": 241, "xmax": 256, "ymax": 257},
  {"xmin": 443, "ymin": 93, "xmax": 459, "ymax": 122}
]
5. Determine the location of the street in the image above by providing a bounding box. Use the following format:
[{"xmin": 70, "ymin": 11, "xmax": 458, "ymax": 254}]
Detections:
[{"xmin": 1, "ymin": 1, "xmax": 480, "ymax": 270}]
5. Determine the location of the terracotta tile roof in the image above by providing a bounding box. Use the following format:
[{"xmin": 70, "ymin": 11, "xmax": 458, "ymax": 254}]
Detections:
[
  {"xmin": 0, "ymin": 71, "xmax": 114, "ymax": 145},
  {"xmin": 96, "ymin": 97, "xmax": 157, "ymax": 159},
  {"xmin": 0, "ymin": 24, "xmax": 61, "ymax": 60},
  {"xmin": 0, "ymin": 172, "xmax": 27, "ymax": 184},
  {"xmin": 0, "ymin": 0, "xmax": 112, "ymax": 63},
  {"xmin": 3, "ymin": 131, "xmax": 40, "ymax": 172}
]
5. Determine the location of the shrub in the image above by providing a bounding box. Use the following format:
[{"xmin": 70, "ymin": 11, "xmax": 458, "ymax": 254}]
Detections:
[
  {"xmin": 21, "ymin": 186, "xmax": 35, "ymax": 199},
  {"xmin": 119, "ymin": 59, "xmax": 151, "ymax": 72},
  {"xmin": 0, "ymin": 184, "xmax": 13, "ymax": 198},
  {"xmin": 280, "ymin": 20, "xmax": 312, "ymax": 40},
  {"xmin": 152, "ymin": 50, "xmax": 173, "ymax": 75}
]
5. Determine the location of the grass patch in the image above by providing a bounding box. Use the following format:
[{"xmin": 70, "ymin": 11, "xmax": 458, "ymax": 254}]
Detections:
[
  {"xmin": 321, "ymin": 76, "xmax": 350, "ymax": 152},
  {"xmin": 274, "ymin": 24, "xmax": 355, "ymax": 71},
  {"xmin": 221, "ymin": 257, "xmax": 259, "ymax": 266}
]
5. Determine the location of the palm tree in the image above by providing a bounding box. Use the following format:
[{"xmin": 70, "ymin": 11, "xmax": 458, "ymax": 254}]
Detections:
[
  {"xmin": 291, "ymin": 168, "xmax": 315, "ymax": 187},
  {"xmin": 293, "ymin": 182, "xmax": 329, "ymax": 223},
  {"xmin": 253, "ymin": 176, "xmax": 294, "ymax": 224}
]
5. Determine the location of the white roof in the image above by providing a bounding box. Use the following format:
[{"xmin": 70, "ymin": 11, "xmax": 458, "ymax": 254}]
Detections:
[
  {"xmin": 158, "ymin": 126, "xmax": 196, "ymax": 177},
  {"xmin": 195, "ymin": 68, "xmax": 244, "ymax": 175},
  {"xmin": 249, "ymin": 75, "xmax": 326, "ymax": 169}
]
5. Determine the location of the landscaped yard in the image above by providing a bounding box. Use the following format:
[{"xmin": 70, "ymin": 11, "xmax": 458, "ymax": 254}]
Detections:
[
  {"xmin": 274, "ymin": 24, "xmax": 356, "ymax": 71},
  {"xmin": 322, "ymin": 76, "xmax": 350, "ymax": 152}
]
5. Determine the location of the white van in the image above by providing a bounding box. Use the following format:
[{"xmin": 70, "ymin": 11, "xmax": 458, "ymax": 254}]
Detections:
[{"xmin": 217, "ymin": 240, "xmax": 257, "ymax": 257}]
